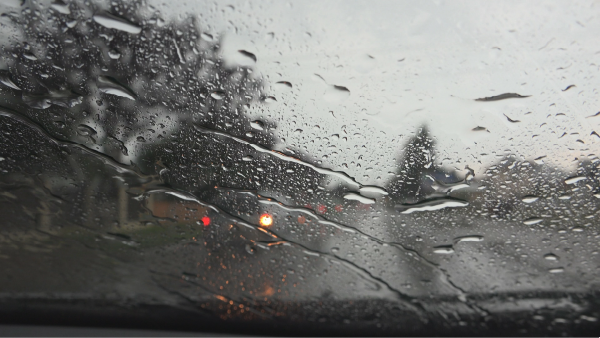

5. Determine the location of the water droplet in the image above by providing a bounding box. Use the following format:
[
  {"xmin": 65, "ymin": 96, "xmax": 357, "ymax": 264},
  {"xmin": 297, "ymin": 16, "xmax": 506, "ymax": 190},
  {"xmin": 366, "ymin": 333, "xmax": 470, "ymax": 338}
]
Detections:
[
  {"xmin": 396, "ymin": 197, "xmax": 468, "ymax": 214},
  {"xmin": 565, "ymin": 176, "xmax": 586, "ymax": 184},
  {"xmin": 22, "ymin": 89, "xmax": 82, "ymax": 109},
  {"xmin": 77, "ymin": 124, "xmax": 96, "ymax": 136},
  {"xmin": 0, "ymin": 72, "xmax": 21, "ymax": 90},
  {"xmin": 522, "ymin": 195, "xmax": 539, "ymax": 203},
  {"xmin": 250, "ymin": 120, "xmax": 264, "ymax": 130},
  {"xmin": 97, "ymin": 75, "xmax": 135, "ymax": 100},
  {"xmin": 53, "ymin": 120, "xmax": 66, "ymax": 129},
  {"xmin": 137, "ymin": 136, "xmax": 146, "ymax": 142},
  {"xmin": 454, "ymin": 235, "xmax": 484, "ymax": 243},
  {"xmin": 534, "ymin": 156, "xmax": 545, "ymax": 165},
  {"xmin": 275, "ymin": 81, "xmax": 292, "ymax": 89},
  {"xmin": 50, "ymin": 1, "xmax": 70, "ymax": 14},
  {"xmin": 523, "ymin": 217, "xmax": 543, "ymax": 225},
  {"xmin": 108, "ymin": 136, "xmax": 128, "ymax": 156},
  {"xmin": 201, "ymin": 32, "xmax": 213, "ymax": 41},
  {"xmin": 23, "ymin": 52, "xmax": 37, "ymax": 61},
  {"xmin": 580, "ymin": 315, "xmax": 598, "ymax": 322},
  {"xmin": 242, "ymin": 155, "xmax": 253, "ymax": 161},
  {"xmin": 358, "ymin": 186, "xmax": 388, "ymax": 196},
  {"xmin": 22, "ymin": 96, "xmax": 51, "ymax": 109},
  {"xmin": 225, "ymin": 49, "xmax": 257, "ymax": 67},
  {"xmin": 475, "ymin": 93, "xmax": 530, "ymax": 101},
  {"xmin": 77, "ymin": 124, "xmax": 97, "ymax": 143},
  {"xmin": 357, "ymin": 186, "xmax": 388, "ymax": 199},
  {"xmin": 433, "ymin": 245, "xmax": 454, "ymax": 254},
  {"xmin": 504, "ymin": 114, "xmax": 520, "ymax": 123},
  {"xmin": 549, "ymin": 267, "xmax": 564, "ymax": 273},
  {"xmin": 238, "ymin": 50, "xmax": 257, "ymax": 63},
  {"xmin": 210, "ymin": 91, "xmax": 225, "ymax": 100},
  {"xmin": 93, "ymin": 12, "xmax": 141, "ymax": 34},
  {"xmin": 312, "ymin": 73, "xmax": 327, "ymax": 84},
  {"xmin": 263, "ymin": 96, "xmax": 276, "ymax": 103},
  {"xmin": 323, "ymin": 85, "xmax": 350, "ymax": 103},
  {"xmin": 544, "ymin": 253, "xmax": 559, "ymax": 261},
  {"xmin": 427, "ymin": 175, "xmax": 469, "ymax": 193},
  {"xmin": 343, "ymin": 193, "xmax": 376, "ymax": 204},
  {"xmin": 108, "ymin": 49, "xmax": 121, "ymax": 59}
]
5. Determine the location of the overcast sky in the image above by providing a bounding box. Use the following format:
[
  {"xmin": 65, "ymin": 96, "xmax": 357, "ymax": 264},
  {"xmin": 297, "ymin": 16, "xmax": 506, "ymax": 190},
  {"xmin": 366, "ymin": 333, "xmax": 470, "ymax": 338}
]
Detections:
[{"xmin": 94, "ymin": 0, "xmax": 600, "ymax": 185}]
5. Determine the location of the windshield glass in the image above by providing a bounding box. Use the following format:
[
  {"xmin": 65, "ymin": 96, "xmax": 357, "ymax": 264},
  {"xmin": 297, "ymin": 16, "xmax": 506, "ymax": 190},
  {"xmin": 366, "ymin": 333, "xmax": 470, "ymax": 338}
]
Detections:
[{"xmin": 0, "ymin": 0, "xmax": 599, "ymax": 335}]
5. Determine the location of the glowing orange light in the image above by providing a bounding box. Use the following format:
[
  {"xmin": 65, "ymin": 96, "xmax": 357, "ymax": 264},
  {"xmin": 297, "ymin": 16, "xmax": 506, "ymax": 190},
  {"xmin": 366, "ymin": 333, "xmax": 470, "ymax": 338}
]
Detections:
[
  {"xmin": 259, "ymin": 214, "xmax": 273, "ymax": 227},
  {"xmin": 201, "ymin": 216, "xmax": 211, "ymax": 226}
]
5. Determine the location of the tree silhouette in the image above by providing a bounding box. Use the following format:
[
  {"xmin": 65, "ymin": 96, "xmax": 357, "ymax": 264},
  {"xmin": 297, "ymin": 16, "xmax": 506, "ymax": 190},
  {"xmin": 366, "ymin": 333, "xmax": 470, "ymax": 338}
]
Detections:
[
  {"xmin": 0, "ymin": 0, "xmax": 268, "ymax": 184},
  {"xmin": 386, "ymin": 126, "xmax": 439, "ymax": 203}
]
